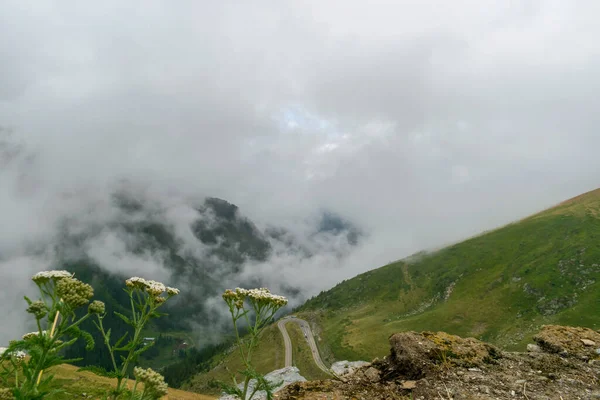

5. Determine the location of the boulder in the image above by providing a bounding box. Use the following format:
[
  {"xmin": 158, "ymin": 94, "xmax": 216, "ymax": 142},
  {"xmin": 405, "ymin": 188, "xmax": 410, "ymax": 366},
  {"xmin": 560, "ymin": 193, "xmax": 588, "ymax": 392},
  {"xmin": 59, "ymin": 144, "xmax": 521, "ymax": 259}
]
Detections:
[
  {"xmin": 533, "ymin": 325, "xmax": 600, "ymax": 360},
  {"xmin": 385, "ymin": 330, "xmax": 501, "ymax": 379}
]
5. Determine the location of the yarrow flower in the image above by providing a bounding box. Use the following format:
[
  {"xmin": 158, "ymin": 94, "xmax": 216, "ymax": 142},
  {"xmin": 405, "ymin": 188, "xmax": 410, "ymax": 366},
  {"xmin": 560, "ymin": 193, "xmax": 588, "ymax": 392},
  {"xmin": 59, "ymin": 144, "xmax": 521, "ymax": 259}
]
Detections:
[
  {"xmin": 166, "ymin": 286, "xmax": 180, "ymax": 296},
  {"xmin": 222, "ymin": 287, "xmax": 288, "ymax": 309},
  {"xmin": 31, "ymin": 270, "xmax": 73, "ymax": 284},
  {"xmin": 125, "ymin": 277, "xmax": 177, "ymax": 304},
  {"xmin": 26, "ymin": 300, "xmax": 47, "ymax": 319},
  {"xmin": 126, "ymin": 276, "xmax": 148, "ymax": 289},
  {"xmin": 88, "ymin": 300, "xmax": 106, "ymax": 314},
  {"xmin": 145, "ymin": 280, "xmax": 166, "ymax": 296},
  {"xmin": 22, "ymin": 331, "xmax": 47, "ymax": 341},
  {"xmin": 11, "ymin": 350, "xmax": 26, "ymax": 364},
  {"xmin": 133, "ymin": 367, "xmax": 168, "ymax": 398},
  {"xmin": 56, "ymin": 277, "xmax": 94, "ymax": 308}
]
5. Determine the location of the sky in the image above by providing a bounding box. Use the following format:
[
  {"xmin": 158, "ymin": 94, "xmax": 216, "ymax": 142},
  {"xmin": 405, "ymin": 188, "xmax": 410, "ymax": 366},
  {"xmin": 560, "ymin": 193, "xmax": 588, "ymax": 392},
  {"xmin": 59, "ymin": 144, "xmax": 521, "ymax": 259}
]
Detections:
[{"xmin": 1, "ymin": 0, "xmax": 600, "ymax": 340}]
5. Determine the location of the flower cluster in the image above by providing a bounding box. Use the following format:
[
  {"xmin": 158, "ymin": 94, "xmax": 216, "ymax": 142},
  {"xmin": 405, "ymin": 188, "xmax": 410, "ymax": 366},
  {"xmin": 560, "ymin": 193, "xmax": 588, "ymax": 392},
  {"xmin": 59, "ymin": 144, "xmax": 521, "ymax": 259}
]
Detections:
[
  {"xmin": 11, "ymin": 350, "xmax": 26, "ymax": 364},
  {"xmin": 125, "ymin": 276, "xmax": 148, "ymax": 289},
  {"xmin": 88, "ymin": 300, "xmax": 106, "ymax": 315},
  {"xmin": 166, "ymin": 286, "xmax": 180, "ymax": 296},
  {"xmin": 223, "ymin": 287, "xmax": 288, "ymax": 309},
  {"xmin": 125, "ymin": 277, "xmax": 180, "ymax": 300},
  {"xmin": 31, "ymin": 270, "xmax": 73, "ymax": 284},
  {"xmin": 26, "ymin": 300, "xmax": 47, "ymax": 320},
  {"xmin": 0, "ymin": 348, "xmax": 26, "ymax": 365},
  {"xmin": 133, "ymin": 367, "xmax": 168, "ymax": 398},
  {"xmin": 56, "ymin": 277, "xmax": 94, "ymax": 308},
  {"xmin": 22, "ymin": 331, "xmax": 47, "ymax": 341},
  {"xmin": 145, "ymin": 280, "xmax": 166, "ymax": 296}
]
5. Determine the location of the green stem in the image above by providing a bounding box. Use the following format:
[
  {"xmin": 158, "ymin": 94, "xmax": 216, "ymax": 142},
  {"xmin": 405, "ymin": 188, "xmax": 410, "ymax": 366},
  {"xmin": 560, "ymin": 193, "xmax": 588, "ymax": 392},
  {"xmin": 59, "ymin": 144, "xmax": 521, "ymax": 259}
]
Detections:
[
  {"xmin": 130, "ymin": 292, "xmax": 137, "ymax": 325},
  {"xmin": 231, "ymin": 312, "xmax": 247, "ymax": 365},
  {"xmin": 97, "ymin": 316, "xmax": 119, "ymax": 374},
  {"xmin": 242, "ymin": 375, "xmax": 251, "ymax": 400},
  {"xmin": 131, "ymin": 379, "xmax": 139, "ymax": 397},
  {"xmin": 30, "ymin": 346, "xmax": 50, "ymax": 392},
  {"xmin": 117, "ymin": 304, "xmax": 153, "ymax": 394}
]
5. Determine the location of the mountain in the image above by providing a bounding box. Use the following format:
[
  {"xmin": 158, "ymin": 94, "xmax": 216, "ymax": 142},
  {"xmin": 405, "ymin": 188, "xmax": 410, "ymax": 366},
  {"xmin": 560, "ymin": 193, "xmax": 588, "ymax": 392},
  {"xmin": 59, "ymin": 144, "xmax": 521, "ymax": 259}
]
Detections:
[
  {"xmin": 294, "ymin": 188, "xmax": 600, "ymax": 362},
  {"xmin": 40, "ymin": 191, "xmax": 361, "ymax": 369}
]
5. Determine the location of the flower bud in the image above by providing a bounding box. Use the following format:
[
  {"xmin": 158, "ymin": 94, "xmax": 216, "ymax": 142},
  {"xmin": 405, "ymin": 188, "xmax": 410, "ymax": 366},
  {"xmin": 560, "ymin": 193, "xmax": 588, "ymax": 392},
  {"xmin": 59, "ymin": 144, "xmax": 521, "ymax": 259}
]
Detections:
[{"xmin": 88, "ymin": 300, "xmax": 106, "ymax": 314}]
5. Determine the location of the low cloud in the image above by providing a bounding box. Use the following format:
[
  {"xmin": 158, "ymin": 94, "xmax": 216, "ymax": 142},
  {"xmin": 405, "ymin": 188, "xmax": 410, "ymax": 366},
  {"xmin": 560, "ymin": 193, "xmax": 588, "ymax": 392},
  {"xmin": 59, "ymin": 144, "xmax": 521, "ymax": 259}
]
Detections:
[{"xmin": 2, "ymin": 1, "xmax": 600, "ymax": 342}]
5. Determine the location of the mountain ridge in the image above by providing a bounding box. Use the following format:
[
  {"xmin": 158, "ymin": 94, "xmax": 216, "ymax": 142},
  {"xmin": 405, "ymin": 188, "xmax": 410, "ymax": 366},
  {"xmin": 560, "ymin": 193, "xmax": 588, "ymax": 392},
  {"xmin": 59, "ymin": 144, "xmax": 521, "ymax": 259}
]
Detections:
[{"xmin": 294, "ymin": 188, "xmax": 600, "ymax": 363}]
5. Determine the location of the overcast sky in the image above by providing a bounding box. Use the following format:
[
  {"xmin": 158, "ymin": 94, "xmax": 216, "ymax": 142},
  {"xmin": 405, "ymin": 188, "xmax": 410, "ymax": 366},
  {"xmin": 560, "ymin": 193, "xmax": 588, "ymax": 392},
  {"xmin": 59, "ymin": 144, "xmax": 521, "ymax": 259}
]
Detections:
[{"xmin": 1, "ymin": 1, "xmax": 600, "ymax": 339}]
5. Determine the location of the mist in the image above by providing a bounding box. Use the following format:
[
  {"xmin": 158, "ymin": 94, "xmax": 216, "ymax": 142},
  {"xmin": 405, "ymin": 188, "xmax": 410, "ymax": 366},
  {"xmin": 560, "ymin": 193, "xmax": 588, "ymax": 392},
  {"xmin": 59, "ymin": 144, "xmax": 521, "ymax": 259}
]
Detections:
[{"xmin": 2, "ymin": 1, "xmax": 600, "ymax": 342}]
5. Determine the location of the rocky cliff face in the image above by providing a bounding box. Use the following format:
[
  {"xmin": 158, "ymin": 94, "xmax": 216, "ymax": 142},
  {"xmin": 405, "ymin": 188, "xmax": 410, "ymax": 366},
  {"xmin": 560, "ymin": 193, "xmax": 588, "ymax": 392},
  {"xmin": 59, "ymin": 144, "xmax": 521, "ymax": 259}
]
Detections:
[{"xmin": 277, "ymin": 325, "xmax": 600, "ymax": 399}]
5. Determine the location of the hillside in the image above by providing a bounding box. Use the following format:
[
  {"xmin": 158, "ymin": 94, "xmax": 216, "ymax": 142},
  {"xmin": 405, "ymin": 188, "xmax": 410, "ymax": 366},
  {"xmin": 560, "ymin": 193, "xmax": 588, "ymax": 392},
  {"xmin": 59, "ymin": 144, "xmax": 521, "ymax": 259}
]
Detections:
[{"xmin": 294, "ymin": 188, "xmax": 600, "ymax": 362}]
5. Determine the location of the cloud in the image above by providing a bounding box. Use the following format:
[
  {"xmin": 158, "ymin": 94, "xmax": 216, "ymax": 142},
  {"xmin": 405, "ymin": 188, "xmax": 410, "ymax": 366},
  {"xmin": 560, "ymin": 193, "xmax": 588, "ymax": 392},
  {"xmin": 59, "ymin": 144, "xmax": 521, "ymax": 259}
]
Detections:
[{"xmin": 2, "ymin": 0, "xmax": 600, "ymax": 341}]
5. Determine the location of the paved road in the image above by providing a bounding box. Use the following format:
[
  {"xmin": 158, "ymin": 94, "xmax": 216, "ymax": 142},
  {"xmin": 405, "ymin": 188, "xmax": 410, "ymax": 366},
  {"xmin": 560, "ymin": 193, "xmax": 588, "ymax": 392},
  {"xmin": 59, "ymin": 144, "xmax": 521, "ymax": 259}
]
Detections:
[{"xmin": 277, "ymin": 317, "xmax": 330, "ymax": 375}]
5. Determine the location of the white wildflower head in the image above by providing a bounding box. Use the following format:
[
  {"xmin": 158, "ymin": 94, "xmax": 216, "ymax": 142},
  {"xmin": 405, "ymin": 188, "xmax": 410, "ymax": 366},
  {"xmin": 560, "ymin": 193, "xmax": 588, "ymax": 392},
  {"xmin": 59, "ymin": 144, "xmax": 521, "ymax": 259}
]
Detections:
[
  {"xmin": 23, "ymin": 331, "xmax": 46, "ymax": 341},
  {"xmin": 134, "ymin": 367, "xmax": 168, "ymax": 398},
  {"xmin": 145, "ymin": 280, "xmax": 166, "ymax": 296},
  {"xmin": 0, "ymin": 347, "xmax": 6, "ymax": 357},
  {"xmin": 32, "ymin": 270, "xmax": 73, "ymax": 284},
  {"xmin": 222, "ymin": 287, "xmax": 288, "ymax": 310},
  {"xmin": 166, "ymin": 286, "xmax": 180, "ymax": 296},
  {"xmin": 125, "ymin": 276, "xmax": 148, "ymax": 289},
  {"xmin": 246, "ymin": 288, "xmax": 288, "ymax": 307},
  {"xmin": 12, "ymin": 350, "xmax": 26, "ymax": 364}
]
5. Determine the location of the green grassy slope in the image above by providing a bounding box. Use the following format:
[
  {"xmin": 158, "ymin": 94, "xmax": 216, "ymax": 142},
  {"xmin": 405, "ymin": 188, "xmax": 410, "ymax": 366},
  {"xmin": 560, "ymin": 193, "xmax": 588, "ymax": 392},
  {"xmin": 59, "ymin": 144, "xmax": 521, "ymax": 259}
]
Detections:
[
  {"xmin": 297, "ymin": 188, "xmax": 600, "ymax": 361},
  {"xmin": 183, "ymin": 324, "xmax": 284, "ymax": 396}
]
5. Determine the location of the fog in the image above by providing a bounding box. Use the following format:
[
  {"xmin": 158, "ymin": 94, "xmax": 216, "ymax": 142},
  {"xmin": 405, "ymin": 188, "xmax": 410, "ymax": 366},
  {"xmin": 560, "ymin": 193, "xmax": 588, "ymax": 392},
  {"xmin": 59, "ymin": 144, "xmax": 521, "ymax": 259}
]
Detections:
[{"xmin": 1, "ymin": 0, "xmax": 600, "ymax": 341}]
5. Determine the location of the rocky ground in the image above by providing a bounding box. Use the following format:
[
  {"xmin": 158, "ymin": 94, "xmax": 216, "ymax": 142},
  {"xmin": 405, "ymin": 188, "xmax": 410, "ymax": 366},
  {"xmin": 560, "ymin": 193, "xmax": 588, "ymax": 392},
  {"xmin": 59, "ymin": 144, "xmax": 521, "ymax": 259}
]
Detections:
[
  {"xmin": 219, "ymin": 366, "xmax": 306, "ymax": 400},
  {"xmin": 275, "ymin": 325, "xmax": 600, "ymax": 399}
]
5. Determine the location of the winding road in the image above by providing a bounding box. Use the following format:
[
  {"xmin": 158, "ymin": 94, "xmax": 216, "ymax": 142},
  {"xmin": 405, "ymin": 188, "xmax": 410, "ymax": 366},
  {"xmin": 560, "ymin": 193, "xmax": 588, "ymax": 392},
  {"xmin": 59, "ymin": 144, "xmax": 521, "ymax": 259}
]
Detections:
[{"xmin": 277, "ymin": 317, "xmax": 330, "ymax": 375}]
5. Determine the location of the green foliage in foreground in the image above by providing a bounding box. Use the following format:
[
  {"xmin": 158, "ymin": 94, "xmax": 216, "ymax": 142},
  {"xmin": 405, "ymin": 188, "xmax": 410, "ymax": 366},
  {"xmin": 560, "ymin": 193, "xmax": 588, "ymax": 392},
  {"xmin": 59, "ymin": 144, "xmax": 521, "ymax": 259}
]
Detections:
[
  {"xmin": 0, "ymin": 271, "xmax": 179, "ymax": 400},
  {"xmin": 298, "ymin": 189, "xmax": 600, "ymax": 361},
  {"xmin": 219, "ymin": 288, "xmax": 288, "ymax": 400}
]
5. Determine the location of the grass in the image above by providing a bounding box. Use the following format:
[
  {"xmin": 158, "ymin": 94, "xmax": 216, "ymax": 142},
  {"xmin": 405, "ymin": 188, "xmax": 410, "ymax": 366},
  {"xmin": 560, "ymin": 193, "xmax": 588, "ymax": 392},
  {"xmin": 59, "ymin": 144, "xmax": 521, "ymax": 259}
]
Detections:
[
  {"xmin": 184, "ymin": 324, "xmax": 284, "ymax": 396},
  {"xmin": 1, "ymin": 362, "xmax": 216, "ymax": 400},
  {"xmin": 285, "ymin": 322, "xmax": 330, "ymax": 381}
]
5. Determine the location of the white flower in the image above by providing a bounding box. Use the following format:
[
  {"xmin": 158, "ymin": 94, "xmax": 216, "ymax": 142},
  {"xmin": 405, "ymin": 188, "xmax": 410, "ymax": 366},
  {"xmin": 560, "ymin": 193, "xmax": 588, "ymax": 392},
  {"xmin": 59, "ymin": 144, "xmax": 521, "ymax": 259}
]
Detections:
[
  {"xmin": 0, "ymin": 347, "xmax": 6, "ymax": 356},
  {"xmin": 32, "ymin": 270, "xmax": 73, "ymax": 283},
  {"xmin": 145, "ymin": 280, "xmax": 166, "ymax": 296},
  {"xmin": 125, "ymin": 276, "xmax": 148, "ymax": 289},
  {"xmin": 23, "ymin": 330, "xmax": 47, "ymax": 340},
  {"xmin": 166, "ymin": 286, "xmax": 180, "ymax": 296},
  {"xmin": 225, "ymin": 287, "xmax": 288, "ymax": 307},
  {"xmin": 12, "ymin": 350, "xmax": 26, "ymax": 362}
]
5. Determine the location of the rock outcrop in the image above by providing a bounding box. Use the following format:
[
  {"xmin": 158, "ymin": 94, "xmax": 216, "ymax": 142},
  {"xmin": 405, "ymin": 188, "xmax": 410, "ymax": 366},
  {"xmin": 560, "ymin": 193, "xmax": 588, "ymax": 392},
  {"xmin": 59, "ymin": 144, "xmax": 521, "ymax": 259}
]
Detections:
[{"xmin": 276, "ymin": 325, "xmax": 600, "ymax": 399}]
